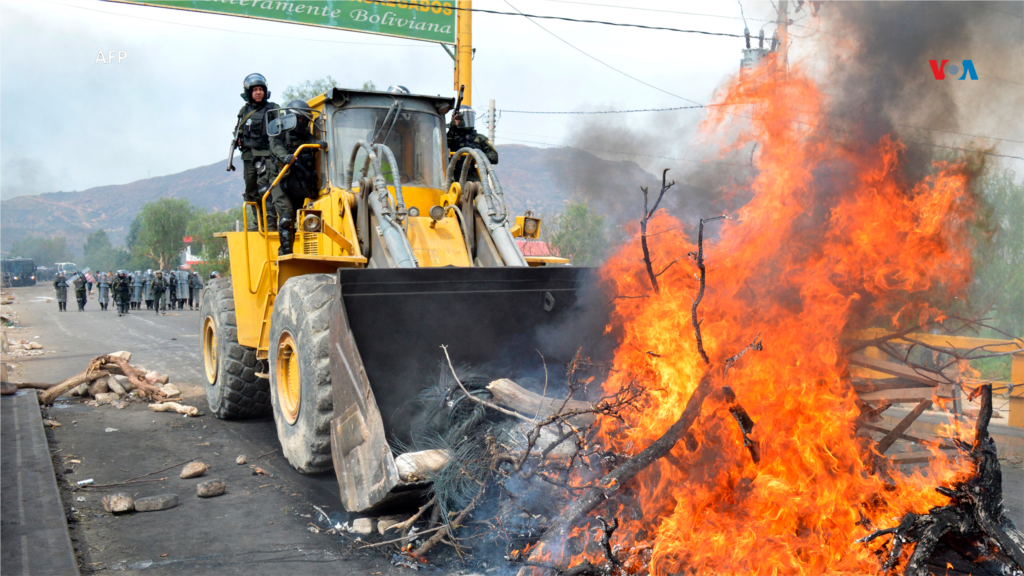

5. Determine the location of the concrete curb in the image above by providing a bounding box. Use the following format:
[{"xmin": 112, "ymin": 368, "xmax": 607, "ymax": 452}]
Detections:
[{"xmin": 1, "ymin": 391, "xmax": 80, "ymax": 576}]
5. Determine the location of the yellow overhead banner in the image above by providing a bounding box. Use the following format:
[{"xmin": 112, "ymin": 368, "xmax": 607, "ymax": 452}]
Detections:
[{"xmin": 107, "ymin": 0, "xmax": 458, "ymax": 44}]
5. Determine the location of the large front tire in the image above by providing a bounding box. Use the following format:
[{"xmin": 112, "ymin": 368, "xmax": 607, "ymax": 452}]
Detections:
[
  {"xmin": 269, "ymin": 274, "xmax": 336, "ymax": 474},
  {"xmin": 200, "ymin": 277, "xmax": 271, "ymax": 418}
]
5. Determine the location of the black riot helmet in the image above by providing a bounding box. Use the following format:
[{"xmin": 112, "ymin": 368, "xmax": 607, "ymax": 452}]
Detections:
[
  {"xmin": 286, "ymin": 99, "xmax": 314, "ymax": 127},
  {"xmin": 454, "ymin": 106, "xmax": 475, "ymax": 130},
  {"xmin": 242, "ymin": 73, "xmax": 271, "ymax": 103}
]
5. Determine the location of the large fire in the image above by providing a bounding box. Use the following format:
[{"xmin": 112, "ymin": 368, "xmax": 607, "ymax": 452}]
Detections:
[{"xmin": 580, "ymin": 55, "xmax": 981, "ymax": 574}]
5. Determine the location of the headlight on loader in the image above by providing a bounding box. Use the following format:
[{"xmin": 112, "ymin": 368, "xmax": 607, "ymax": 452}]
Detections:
[
  {"xmin": 513, "ymin": 211, "xmax": 542, "ymax": 239},
  {"xmin": 302, "ymin": 213, "xmax": 322, "ymax": 233}
]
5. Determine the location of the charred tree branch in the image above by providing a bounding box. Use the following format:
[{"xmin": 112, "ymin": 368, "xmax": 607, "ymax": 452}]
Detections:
[
  {"xmin": 688, "ymin": 215, "xmax": 730, "ymax": 365},
  {"xmin": 639, "ymin": 169, "xmax": 675, "ymax": 293}
]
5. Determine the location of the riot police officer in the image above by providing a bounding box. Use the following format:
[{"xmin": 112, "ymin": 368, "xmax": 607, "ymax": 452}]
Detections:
[
  {"xmin": 153, "ymin": 271, "xmax": 168, "ymax": 315},
  {"xmin": 269, "ymin": 99, "xmax": 325, "ymax": 255},
  {"xmin": 98, "ymin": 271, "xmax": 111, "ymax": 311},
  {"xmin": 188, "ymin": 271, "xmax": 203, "ymax": 310},
  {"xmin": 112, "ymin": 270, "xmax": 131, "ymax": 316},
  {"xmin": 73, "ymin": 272, "xmax": 88, "ymax": 311},
  {"xmin": 53, "ymin": 273, "xmax": 69, "ymax": 312},
  {"xmin": 167, "ymin": 271, "xmax": 178, "ymax": 309},
  {"xmin": 447, "ymin": 106, "xmax": 498, "ymax": 179},
  {"xmin": 235, "ymin": 73, "xmax": 280, "ymax": 232}
]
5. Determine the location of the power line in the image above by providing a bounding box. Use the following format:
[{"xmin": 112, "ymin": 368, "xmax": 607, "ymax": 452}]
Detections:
[
  {"xmin": 503, "ymin": 1, "xmax": 705, "ymax": 106},
  {"xmin": 542, "ymin": 0, "xmax": 775, "ymax": 23},
  {"xmin": 500, "ymin": 104, "xmax": 707, "ymax": 114},
  {"xmin": 58, "ymin": 1, "xmax": 433, "ymax": 47},
  {"xmin": 386, "ymin": 0, "xmax": 745, "ymax": 38}
]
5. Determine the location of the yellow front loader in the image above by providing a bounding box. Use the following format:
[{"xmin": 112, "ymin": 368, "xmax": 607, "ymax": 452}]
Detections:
[{"xmin": 200, "ymin": 87, "xmax": 587, "ymax": 511}]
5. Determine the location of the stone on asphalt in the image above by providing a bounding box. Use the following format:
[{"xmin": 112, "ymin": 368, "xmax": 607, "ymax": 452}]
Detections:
[
  {"xmin": 235, "ymin": 455, "xmax": 247, "ymax": 465},
  {"xmin": 180, "ymin": 462, "xmax": 209, "ymax": 479},
  {"xmin": 72, "ymin": 383, "xmax": 90, "ymax": 397},
  {"xmin": 93, "ymin": 392, "xmax": 118, "ymax": 404},
  {"xmin": 88, "ymin": 377, "xmax": 109, "ymax": 396},
  {"xmin": 160, "ymin": 384, "xmax": 180, "ymax": 397},
  {"xmin": 352, "ymin": 518, "xmax": 376, "ymax": 535},
  {"xmin": 197, "ymin": 478, "xmax": 226, "ymax": 498},
  {"xmin": 134, "ymin": 494, "xmax": 179, "ymax": 512},
  {"xmin": 107, "ymin": 377, "xmax": 127, "ymax": 396},
  {"xmin": 112, "ymin": 374, "xmax": 132, "ymax": 391},
  {"xmin": 108, "ymin": 350, "xmax": 132, "ymax": 362},
  {"xmin": 102, "ymin": 493, "xmax": 134, "ymax": 514}
]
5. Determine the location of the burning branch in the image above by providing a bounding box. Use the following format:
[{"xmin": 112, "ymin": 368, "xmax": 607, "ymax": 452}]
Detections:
[
  {"xmin": 640, "ymin": 169, "xmax": 675, "ymax": 294},
  {"xmin": 687, "ymin": 215, "xmax": 730, "ymax": 365}
]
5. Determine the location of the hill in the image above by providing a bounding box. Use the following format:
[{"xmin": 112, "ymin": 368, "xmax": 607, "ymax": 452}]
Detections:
[{"xmin": 0, "ymin": 145, "xmax": 660, "ymax": 253}]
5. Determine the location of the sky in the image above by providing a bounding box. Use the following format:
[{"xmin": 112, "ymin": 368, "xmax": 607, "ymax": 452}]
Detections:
[
  {"xmin": 0, "ymin": 0, "xmax": 786, "ymax": 199},
  {"xmin": 1, "ymin": 0, "xmax": 1021, "ymax": 202}
]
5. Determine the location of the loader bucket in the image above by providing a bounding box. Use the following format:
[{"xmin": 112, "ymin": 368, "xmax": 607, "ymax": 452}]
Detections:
[{"xmin": 328, "ymin": 266, "xmax": 595, "ymax": 512}]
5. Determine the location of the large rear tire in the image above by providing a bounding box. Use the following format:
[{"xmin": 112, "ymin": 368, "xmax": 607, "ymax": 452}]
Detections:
[
  {"xmin": 268, "ymin": 274, "xmax": 336, "ymax": 473},
  {"xmin": 200, "ymin": 277, "xmax": 271, "ymax": 418}
]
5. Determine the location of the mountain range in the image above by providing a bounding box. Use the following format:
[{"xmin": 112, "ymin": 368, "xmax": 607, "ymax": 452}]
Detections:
[{"xmin": 0, "ymin": 144, "xmax": 661, "ymax": 254}]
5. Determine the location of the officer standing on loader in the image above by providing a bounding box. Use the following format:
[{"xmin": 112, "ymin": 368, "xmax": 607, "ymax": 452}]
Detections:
[
  {"xmin": 53, "ymin": 272, "xmax": 69, "ymax": 312},
  {"xmin": 152, "ymin": 271, "xmax": 168, "ymax": 315},
  {"xmin": 447, "ymin": 106, "xmax": 498, "ymax": 178},
  {"xmin": 98, "ymin": 271, "xmax": 111, "ymax": 311},
  {"xmin": 112, "ymin": 270, "xmax": 131, "ymax": 316},
  {"xmin": 233, "ymin": 73, "xmax": 280, "ymax": 232},
  {"xmin": 269, "ymin": 99, "xmax": 325, "ymax": 255}
]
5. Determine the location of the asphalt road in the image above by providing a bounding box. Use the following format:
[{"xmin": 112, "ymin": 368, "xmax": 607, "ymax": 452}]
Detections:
[{"xmin": 4, "ymin": 283, "xmax": 421, "ymax": 575}]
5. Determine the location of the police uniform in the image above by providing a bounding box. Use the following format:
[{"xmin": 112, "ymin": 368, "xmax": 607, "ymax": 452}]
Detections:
[
  {"xmin": 73, "ymin": 273, "xmax": 88, "ymax": 311},
  {"xmin": 53, "ymin": 275, "xmax": 69, "ymax": 311},
  {"xmin": 235, "ymin": 73, "xmax": 280, "ymax": 231},
  {"xmin": 447, "ymin": 107, "xmax": 499, "ymax": 181},
  {"xmin": 98, "ymin": 272, "xmax": 111, "ymax": 311},
  {"xmin": 189, "ymin": 273, "xmax": 203, "ymax": 309},
  {"xmin": 268, "ymin": 99, "xmax": 322, "ymax": 255},
  {"xmin": 112, "ymin": 272, "xmax": 131, "ymax": 316},
  {"xmin": 153, "ymin": 273, "xmax": 168, "ymax": 314}
]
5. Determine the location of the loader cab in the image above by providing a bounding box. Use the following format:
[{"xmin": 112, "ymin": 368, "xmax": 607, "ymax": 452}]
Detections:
[{"xmin": 324, "ymin": 88, "xmax": 453, "ymax": 215}]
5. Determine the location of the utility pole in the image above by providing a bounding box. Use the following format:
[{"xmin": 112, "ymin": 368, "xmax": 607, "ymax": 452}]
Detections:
[
  {"xmin": 776, "ymin": 0, "xmax": 788, "ymax": 73},
  {"xmin": 488, "ymin": 99, "xmax": 495, "ymax": 143}
]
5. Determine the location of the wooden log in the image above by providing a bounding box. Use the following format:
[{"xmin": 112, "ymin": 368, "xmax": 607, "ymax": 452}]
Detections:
[
  {"xmin": 875, "ymin": 399, "xmax": 932, "ymax": 455},
  {"xmin": 38, "ymin": 370, "xmax": 110, "ymax": 405},
  {"xmin": 14, "ymin": 382, "xmax": 58, "ymax": 390},
  {"xmin": 149, "ymin": 402, "xmax": 198, "ymax": 417},
  {"xmin": 395, "ymin": 449, "xmax": 450, "ymax": 482},
  {"xmin": 487, "ymin": 378, "xmax": 596, "ymax": 425},
  {"xmin": 888, "ymin": 448, "xmax": 958, "ymax": 465},
  {"xmin": 848, "ymin": 353, "xmax": 950, "ymax": 387},
  {"xmin": 860, "ymin": 424, "xmax": 955, "ymax": 449}
]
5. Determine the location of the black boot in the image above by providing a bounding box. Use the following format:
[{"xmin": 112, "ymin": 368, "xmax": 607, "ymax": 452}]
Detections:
[{"xmin": 278, "ymin": 218, "xmax": 295, "ymax": 256}]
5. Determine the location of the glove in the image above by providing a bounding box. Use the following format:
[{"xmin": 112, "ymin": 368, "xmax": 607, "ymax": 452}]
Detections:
[
  {"xmin": 285, "ymin": 154, "xmax": 295, "ymax": 165},
  {"xmin": 316, "ymin": 140, "xmax": 328, "ymax": 149}
]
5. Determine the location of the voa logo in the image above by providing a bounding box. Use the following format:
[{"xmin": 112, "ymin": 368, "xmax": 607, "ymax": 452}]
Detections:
[{"xmin": 929, "ymin": 59, "xmax": 978, "ymax": 80}]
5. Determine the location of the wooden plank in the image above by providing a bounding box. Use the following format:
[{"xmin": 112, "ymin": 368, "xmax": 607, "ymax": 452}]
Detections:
[
  {"xmin": 858, "ymin": 385, "xmax": 953, "ymax": 403},
  {"xmin": 889, "ymin": 448, "xmax": 958, "ymax": 465},
  {"xmin": 854, "ymin": 329, "xmax": 1024, "ymax": 353},
  {"xmin": 875, "ymin": 399, "xmax": 931, "ymax": 454},
  {"xmin": 848, "ymin": 353, "xmax": 949, "ymax": 387},
  {"xmin": 860, "ymin": 424, "xmax": 956, "ymax": 449},
  {"xmin": 852, "ymin": 378, "xmax": 934, "ymax": 393},
  {"xmin": 486, "ymin": 378, "xmax": 595, "ymax": 426}
]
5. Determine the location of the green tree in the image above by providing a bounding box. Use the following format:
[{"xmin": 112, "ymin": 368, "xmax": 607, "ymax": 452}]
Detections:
[
  {"xmin": 970, "ymin": 169, "xmax": 1024, "ymax": 337},
  {"xmin": 8, "ymin": 235, "xmax": 75, "ymax": 267},
  {"xmin": 129, "ymin": 198, "xmax": 197, "ymax": 269},
  {"xmin": 282, "ymin": 76, "xmax": 377, "ymax": 102},
  {"xmin": 82, "ymin": 229, "xmax": 130, "ymax": 272},
  {"xmin": 544, "ymin": 201, "xmax": 607, "ymax": 266},
  {"xmin": 282, "ymin": 75, "xmax": 339, "ymax": 102},
  {"xmin": 186, "ymin": 209, "xmax": 236, "ymax": 278}
]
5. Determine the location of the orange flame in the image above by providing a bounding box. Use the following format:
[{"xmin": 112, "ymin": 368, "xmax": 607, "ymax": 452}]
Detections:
[{"xmin": 587, "ymin": 55, "xmax": 979, "ymax": 575}]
